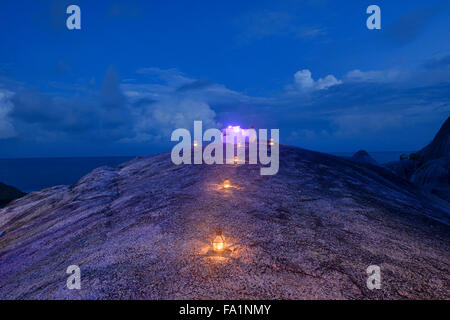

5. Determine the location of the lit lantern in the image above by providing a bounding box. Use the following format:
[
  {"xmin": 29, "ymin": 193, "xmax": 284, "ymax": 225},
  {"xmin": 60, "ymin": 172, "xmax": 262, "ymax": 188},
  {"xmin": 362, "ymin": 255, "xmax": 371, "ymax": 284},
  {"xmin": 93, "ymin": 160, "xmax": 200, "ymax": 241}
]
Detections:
[
  {"xmin": 269, "ymin": 138, "xmax": 275, "ymax": 146},
  {"xmin": 193, "ymin": 140, "xmax": 198, "ymax": 147},
  {"xmin": 213, "ymin": 230, "xmax": 225, "ymax": 252},
  {"xmin": 233, "ymin": 156, "xmax": 238, "ymax": 164},
  {"xmin": 223, "ymin": 179, "xmax": 231, "ymax": 189}
]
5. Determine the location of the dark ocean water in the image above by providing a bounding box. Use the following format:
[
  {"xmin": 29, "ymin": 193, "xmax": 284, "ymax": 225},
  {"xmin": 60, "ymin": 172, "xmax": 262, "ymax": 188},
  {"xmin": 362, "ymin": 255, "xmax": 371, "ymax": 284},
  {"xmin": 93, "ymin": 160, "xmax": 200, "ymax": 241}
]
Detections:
[
  {"xmin": 331, "ymin": 151, "xmax": 411, "ymax": 164},
  {"xmin": 0, "ymin": 157, "xmax": 134, "ymax": 193},
  {"xmin": 0, "ymin": 152, "xmax": 409, "ymax": 193}
]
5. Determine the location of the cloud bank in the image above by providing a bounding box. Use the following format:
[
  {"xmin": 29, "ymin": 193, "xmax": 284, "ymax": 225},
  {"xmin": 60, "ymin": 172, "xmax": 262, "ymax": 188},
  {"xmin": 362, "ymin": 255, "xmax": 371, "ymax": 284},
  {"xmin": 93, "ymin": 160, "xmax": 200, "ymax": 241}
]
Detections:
[
  {"xmin": 294, "ymin": 69, "xmax": 342, "ymax": 92},
  {"xmin": 0, "ymin": 54, "xmax": 449, "ymax": 156},
  {"xmin": 0, "ymin": 89, "xmax": 16, "ymax": 139}
]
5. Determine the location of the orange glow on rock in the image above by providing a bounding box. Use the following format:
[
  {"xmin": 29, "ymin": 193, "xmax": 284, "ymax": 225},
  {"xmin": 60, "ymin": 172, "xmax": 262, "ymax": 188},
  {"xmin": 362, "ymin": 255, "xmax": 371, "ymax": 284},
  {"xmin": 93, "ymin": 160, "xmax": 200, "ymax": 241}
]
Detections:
[
  {"xmin": 213, "ymin": 230, "xmax": 225, "ymax": 253},
  {"xmin": 223, "ymin": 180, "xmax": 231, "ymax": 189}
]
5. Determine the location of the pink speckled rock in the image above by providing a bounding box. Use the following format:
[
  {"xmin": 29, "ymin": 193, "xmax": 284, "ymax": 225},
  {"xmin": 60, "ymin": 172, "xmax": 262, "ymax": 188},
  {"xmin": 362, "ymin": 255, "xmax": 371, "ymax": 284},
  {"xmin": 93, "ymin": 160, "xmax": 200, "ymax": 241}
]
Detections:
[{"xmin": 0, "ymin": 146, "xmax": 449, "ymax": 299}]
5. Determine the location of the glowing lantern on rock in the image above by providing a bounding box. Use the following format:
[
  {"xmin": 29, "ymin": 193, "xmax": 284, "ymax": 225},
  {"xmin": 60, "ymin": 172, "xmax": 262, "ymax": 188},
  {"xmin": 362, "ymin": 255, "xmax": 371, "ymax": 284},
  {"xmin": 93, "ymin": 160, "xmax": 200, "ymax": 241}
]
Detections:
[
  {"xmin": 213, "ymin": 230, "xmax": 225, "ymax": 252},
  {"xmin": 269, "ymin": 138, "xmax": 275, "ymax": 146},
  {"xmin": 223, "ymin": 180, "xmax": 231, "ymax": 189},
  {"xmin": 193, "ymin": 140, "xmax": 198, "ymax": 147},
  {"xmin": 234, "ymin": 156, "xmax": 238, "ymax": 164}
]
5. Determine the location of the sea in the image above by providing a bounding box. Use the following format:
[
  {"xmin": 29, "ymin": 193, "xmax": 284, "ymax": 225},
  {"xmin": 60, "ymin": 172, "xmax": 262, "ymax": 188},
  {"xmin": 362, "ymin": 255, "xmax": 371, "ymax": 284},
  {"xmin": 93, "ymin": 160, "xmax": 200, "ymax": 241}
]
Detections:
[
  {"xmin": 0, "ymin": 157, "xmax": 134, "ymax": 193},
  {"xmin": 0, "ymin": 152, "xmax": 410, "ymax": 193},
  {"xmin": 330, "ymin": 151, "xmax": 411, "ymax": 164}
]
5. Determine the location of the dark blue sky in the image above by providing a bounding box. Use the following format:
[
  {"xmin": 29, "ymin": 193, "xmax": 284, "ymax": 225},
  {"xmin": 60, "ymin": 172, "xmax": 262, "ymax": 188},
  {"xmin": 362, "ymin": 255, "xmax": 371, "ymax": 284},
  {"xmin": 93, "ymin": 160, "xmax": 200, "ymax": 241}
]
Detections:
[{"xmin": 0, "ymin": 0, "xmax": 449, "ymax": 157}]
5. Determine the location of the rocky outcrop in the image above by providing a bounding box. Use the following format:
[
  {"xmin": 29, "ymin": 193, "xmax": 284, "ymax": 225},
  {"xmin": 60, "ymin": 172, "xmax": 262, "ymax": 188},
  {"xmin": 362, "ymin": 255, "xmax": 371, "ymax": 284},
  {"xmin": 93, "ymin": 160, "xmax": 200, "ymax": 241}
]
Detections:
[
  {"xmin": 351, "ymin": 150, "xmax": 377, "ymax": 166},
  {"xmin": 385, "ymin": 159, "xmax": 416, "ymax": 180},
  {"xmin": 419, "ymin": 117, "xmax": 450, "ymax": 161},
  {"xmin": 0, "ymin": 182, "xmax": 25, "ymax": 207},
  {"xmin": 410, "ymin": 158, "xmax": 450, "ymax": 202},
  {"xmin": 0, "ymin": 145, "xmax": 449, "ymax": 299},
  {"xmin": 386, "ymin": 117, "xmax": 449, "ymax": 202}
]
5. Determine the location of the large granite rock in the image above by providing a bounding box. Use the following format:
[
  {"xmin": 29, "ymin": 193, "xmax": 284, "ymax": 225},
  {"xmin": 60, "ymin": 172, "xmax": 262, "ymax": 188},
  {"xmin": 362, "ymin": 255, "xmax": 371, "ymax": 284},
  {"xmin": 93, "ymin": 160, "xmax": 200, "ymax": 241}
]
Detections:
[
  {"xmin": 419, "ymin": 117, "xmax": 450, "ymax": 162},
  {"xmin": 411, "ymin": 158, "xmax": 450, "ymax": 202},
  {"xmin": 385, "ymin": 159, "xmax": 416, "ymax": 180},
  {"xmin": 386, "ymin": 117, "xmax": 449, "ymax": 202},
  {"xmin": 0, "ymin": 146, "xmax": 449, "ymax": 299},
  {"xmin": 351, "ymin": 150, "xmax": 378, "ymax": 166},
  {"xmin": 0, "ymin": 182, "xmax": 25, "ymax": 207}
]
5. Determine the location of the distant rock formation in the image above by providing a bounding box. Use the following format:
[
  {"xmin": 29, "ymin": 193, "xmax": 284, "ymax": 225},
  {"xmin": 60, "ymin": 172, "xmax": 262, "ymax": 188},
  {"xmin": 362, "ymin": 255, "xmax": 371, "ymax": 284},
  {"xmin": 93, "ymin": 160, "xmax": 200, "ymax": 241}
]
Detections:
[
  {"xmin": 419, "ymin": 117, "xmax": 450, "ymax": 161},
  {"xmin": 0, "ymin": 145, "xmax": 449, "ymax": 299},
  {"xmin": 386, "ymin": 117, "xmax": 450, "ymax": 202},
  {"xmin": 410, "ymin": 157, "xmax": 449, "ymax": 202},
  {"xmin": 0, "ymin": 182, "xmax": 25, "ymax": 207},
  {"xmin": 385, "ymin": 159, "xmax": 416, "ymax": 180},
  {"xmin": 350, "ymin": 150, "xmax": 377, "ymax": 165}
]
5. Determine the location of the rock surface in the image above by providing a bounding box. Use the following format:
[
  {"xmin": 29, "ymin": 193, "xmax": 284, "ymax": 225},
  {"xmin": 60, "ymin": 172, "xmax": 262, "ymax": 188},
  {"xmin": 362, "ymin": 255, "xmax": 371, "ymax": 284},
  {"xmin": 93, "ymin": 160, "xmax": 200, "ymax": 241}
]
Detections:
[
  {"xmin": 411, "ymin": 158, "xmax": 450, "ymax": 202},
  {"xmin": 386, "ymin": 117, "xmax": 449, "ymax": 202},
  {"xmin": 0, "ymin": 146, "xmax": 449, "ymax": 299},
  {"xmin": 385, "ymin": 159, "xmax": 416, "ymax": 180},
  {"xmin": 419, "ymin": 117, "xmax": 450, "ymax": 161},
  {"xmin": 0, "ymin": 182, "xmax": 25, "ymax": 207},
  {"xmin": 351, "ymin": 150, "xmax": 378, "ymax": 166}
]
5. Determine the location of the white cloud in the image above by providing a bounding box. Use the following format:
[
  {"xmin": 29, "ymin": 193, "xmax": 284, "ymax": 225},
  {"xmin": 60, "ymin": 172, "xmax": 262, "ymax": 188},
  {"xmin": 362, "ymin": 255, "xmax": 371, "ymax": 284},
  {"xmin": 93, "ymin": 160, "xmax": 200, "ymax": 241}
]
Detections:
[
  {"xmin": 122, "ymin": 98, "xmax": 217, "ymax": 143},
  {"xmin": 121, "ymin": 68, "xmax": 222, "ymax": 143},
  {"xmin": 345, "ymin": 69, "xmax": 404, "ymax": 83},
  {"xmin": 296, "ymin": 27, "xmax": 326, "ymax": 39},
  {"xmin": 294, "ymin": 69, "xmax": 341, "ymax": 92},
  {"xmin": 0, "ymin": 89, "xmax": 17, "ymax": 139},
  {"xmin": 136, "ymin": 67, "xmax": 193, "ymax": 87},
  {"xmin": 1, "ymin": 60, "xmax": 447, "ymax": 154}
]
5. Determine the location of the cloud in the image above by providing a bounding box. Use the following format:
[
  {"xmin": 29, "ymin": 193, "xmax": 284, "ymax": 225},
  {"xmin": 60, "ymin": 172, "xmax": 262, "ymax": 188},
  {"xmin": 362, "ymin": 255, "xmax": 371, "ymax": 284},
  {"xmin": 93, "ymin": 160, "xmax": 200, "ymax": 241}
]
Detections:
[
  {"xmin": 1, "ymin": 56, "xmax": 449, "ymax": 156},
  {"xmin": 176, "ymin": 80, "xmax": 213, "ymax": 92},
  {"xmin": 273, "ymin": 57, "xmax": 450, "ymax": 150},
  {"xmin": 293, "ymin": 69, "xmax": 341, "ymax": 92},
  {"xmin": 384, "ymin": 4, "xmax": 443, "ymax": 45},
  {"xmin": 122, "ymin": 99, "xmax": 217, "ymax": 143},
  {"xmin": 296, "ymin": 27, "xmax": 326, "ymax": 39},
  {"xmin": 7, "ymin": 68, "xmax": 132, "ymax": 142},
  {"xmin": 136, "ymin": 67, "xmax": 193, "ymax": 87},
  {"xmin": 121, "ymin": 69, "xmax": 222, "ymax": 142},
  {"xmin": 344, "ymin": 69, "xmax": 405, "ymax": 83},
  {"xmin": 101, "ymin": 68, "xmax": 126, "ymax": 109},
  {"xmin": 0, "ymin": 89, "xmax": 16, "ymax": 139},
  {"xmin": 344, "ymin": 53, "xmax": 450, "ymax": 86},
  {"xmin": 240, "ymin": 11, "xmax": 292, "ymax": 40},
  {"xmin": 424, "ymin": 54, "xmax": 450, "ymax": 70},
  {"xmin": 122, "ymin": 68, "xmax": 250, "ymax": 114},
  {"xmin": 238, "ymin": 10, "xmax": 326, "ymax": 42},
  {"xmin": 332, "ymin": 113, "xmax": 406, "ymax": 137}
]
